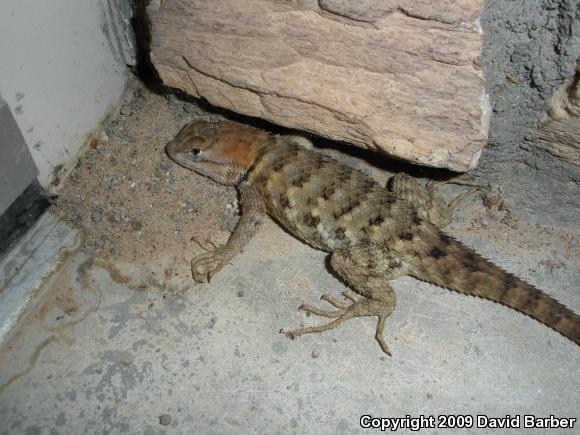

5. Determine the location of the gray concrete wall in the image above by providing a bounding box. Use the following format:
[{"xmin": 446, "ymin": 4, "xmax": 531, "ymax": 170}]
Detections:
[
  {"xmin": 0, "ymin": 97, "xmax": 38, "ymax": 215},
  {"xmin": 0, "ymin": 0, "xmax": 134, "ymax": 187},
  {"xmin": 478, "ymin": 0, "xmax": 580, "ymax": 227}
]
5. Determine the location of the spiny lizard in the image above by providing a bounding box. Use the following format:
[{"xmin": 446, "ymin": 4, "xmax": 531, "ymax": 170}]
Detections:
[{"xmin": 166, "ymin": 119, "xmax": 580, "ymax": 355}]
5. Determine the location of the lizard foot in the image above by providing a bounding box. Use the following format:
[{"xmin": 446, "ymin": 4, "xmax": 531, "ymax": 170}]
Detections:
[
  {"xmin": 190, "ymin": 246, "xmax": 232, "ymax": 283},
  {"xmin": 280, "ymin": 291, "xmax": 394, "ymax": 355}
]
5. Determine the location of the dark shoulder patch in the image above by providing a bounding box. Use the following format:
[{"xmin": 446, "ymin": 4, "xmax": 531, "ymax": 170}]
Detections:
[
  {"xmin": 272, "ymin": 159, "xmax": 285, "ymax": 171},
  {"xmin": 399, "ymin": 232, "xmax": 413, "ymax": 241},
  {"xmin": 302, "ymin": 212, "xmax": 321, "ymax": 228},
  {"xmin": 253, "ymin": 174, "xmax": 268, "ymax": 187},
  {"xmin": 341, "ymin": 197, "xmax": 362, "ymax": 216},
  {"xmin": 369, "ymin": 214, "xmax": 385, "ymax": 226},
  {"xmin": 322, "ymin": 185, "xmax": 336, "ymax": 200},
  {"xmin": 291, "ymin": 172, "xmax": 310, "ymax": 188},
  {"xmin": 504, "ymin": 274, "xmax": 519, "ymax": 290},
  {"xmin": 463, "ymin": 258, "xmax": 481, "ymax": 273},
  {"xmin": 438, "ymin": 233, "xmax": 452, "ymax": 245},
  {"xmin": 279, "ymin": 192, "xmax": 291, "ymax": 209},
  {"xmin": 428, "ymin": 246, "xmax": 448, "ymax": 259}
]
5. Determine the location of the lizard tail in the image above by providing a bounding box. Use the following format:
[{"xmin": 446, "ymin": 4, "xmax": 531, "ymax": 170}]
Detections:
[{"xmin": 410, "ymin": 229, "xmax": 580, "ymax": 346}]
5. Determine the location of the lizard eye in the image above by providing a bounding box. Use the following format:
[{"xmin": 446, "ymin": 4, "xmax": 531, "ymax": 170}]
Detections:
[{"xmin": 190, "ymin": 148, "xmax": 202, "ymax": 158}]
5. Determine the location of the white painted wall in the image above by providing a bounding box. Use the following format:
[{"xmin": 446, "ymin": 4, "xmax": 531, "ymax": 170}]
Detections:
[{"xmin": 0, "ymin": 0, "xmax": 132, "ymax": 186}]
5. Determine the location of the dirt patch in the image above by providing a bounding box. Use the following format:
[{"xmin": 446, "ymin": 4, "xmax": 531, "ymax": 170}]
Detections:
[{"xmin": 54, "ymin": 86, "xmax": 238, "ymax": 290}]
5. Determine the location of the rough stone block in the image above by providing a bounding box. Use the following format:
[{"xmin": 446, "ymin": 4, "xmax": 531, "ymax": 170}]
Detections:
[{"xmin": 148, "ymin": 0, "xmax": 487, "ymax": 171}]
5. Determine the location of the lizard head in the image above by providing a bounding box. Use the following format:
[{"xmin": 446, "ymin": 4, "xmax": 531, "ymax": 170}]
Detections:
[{"xmin": 166, "ymin": 120, "xmax": 268, "ymax": 186}]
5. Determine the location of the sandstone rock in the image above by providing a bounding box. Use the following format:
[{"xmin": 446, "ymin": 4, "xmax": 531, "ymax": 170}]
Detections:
[{"xmin": 148, "ymin": 0, "xmax": 487, "ymax": 171}]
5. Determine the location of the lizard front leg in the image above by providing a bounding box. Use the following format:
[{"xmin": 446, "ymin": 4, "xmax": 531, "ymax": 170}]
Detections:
[
  {"xmin": 281, "ymin": 243, "xmax": 410, "ymax": 355},
  {"xmin": 191, "ymin": 183, "xmax": 267, "ymax": 282}
]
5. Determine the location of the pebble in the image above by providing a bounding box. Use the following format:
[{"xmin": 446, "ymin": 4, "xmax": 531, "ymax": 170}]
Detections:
[
  {"xmin": 82, "ymin": 239, "xmax": 103, "ymax": 255},
  {"xmin": 227, "ymin": 216, "xmax": 240, "ymax": 233},
  {"xmin": 226, "ymin": 200, "xmax": 239, "ymax": 214},
  {"xmin": 164, "ymin": 184, "xmax": 173, "ymax": 194},
  {"xmin": 105, "ymin": 123, "xmax": 115, "ymax": 136},
  {"xmin": 166, "ymin": 94, "xmax": 181, "ymax": 106},
  {"xmin": 183, "ymin": 199, "xmax": 196, "ymax": 213},
  {"xmin": 182, "ymin": 102, "xmax": 204, "ymax": 114},
  {"xmin": 120, "ymin": 104, "xmax": 132, "ymax": 116},
  {"xmin": 101, "ymin": 175, "xmax": 114, "ymax": 186},
  {"xmin": 131, "ymin": 220, "xmax": 143, "ymax": 231},
  {"xmin": 160, "ymin": 160, "xmax": 173, "ymax": 171},
  {"xmin": 90, "ymin": 206, "xmax": 104, "ymax": 223},
  {"xmin": 135, "ymin": 97, "xmax": 146, "ymax": 109},
  {"xmin": 109, "ymin": 213, "xmax": 122, "ymax": 224},
  {"xmin": 159, "ymin": 414, "xmax": 172, "ymax": 426},
  {"xmin": 82, "ymin": 244, "xmax": 95, "ymax": 256}
]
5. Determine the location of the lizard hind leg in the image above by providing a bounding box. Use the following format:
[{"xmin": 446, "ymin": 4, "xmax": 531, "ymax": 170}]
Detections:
[
  {"xmin": 281, "ymin": 244, "xmax": 407, "ymax": 355},
  {"xmin": 389, "ymin": 173, "xmax": 487, "ymax": 228},
  {"xmin": 426, "ymin": 176, "xmax": 489, "ymax": 223}
]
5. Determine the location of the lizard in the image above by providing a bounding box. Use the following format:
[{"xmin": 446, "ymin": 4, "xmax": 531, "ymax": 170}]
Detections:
[{"xmin": 166, "ymin": 119, "xmax": 580, "ymax": 355}]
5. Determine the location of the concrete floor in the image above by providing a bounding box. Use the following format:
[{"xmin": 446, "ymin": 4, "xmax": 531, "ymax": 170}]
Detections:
[{"xmin": 0, "ymin": 201, "xmax": 579, "ymax": 433}]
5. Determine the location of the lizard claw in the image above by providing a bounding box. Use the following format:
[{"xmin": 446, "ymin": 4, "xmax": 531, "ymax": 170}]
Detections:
[
  {"xmin": 279, "ymin": 328, "xmax": 298, "ymax": 340},
  {"xmin": 190, "ymin": 247, "xmax": 231, "ymax": 283},
  {"xmin": 342, "ymin": 291, "xmax": 359, "ymax": 302}
]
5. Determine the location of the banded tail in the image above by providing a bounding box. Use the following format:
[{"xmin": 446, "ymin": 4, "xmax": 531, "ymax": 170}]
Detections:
[{"xmin": 410, "ymin": 226, "xmax": 580, "ymax": 346}]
